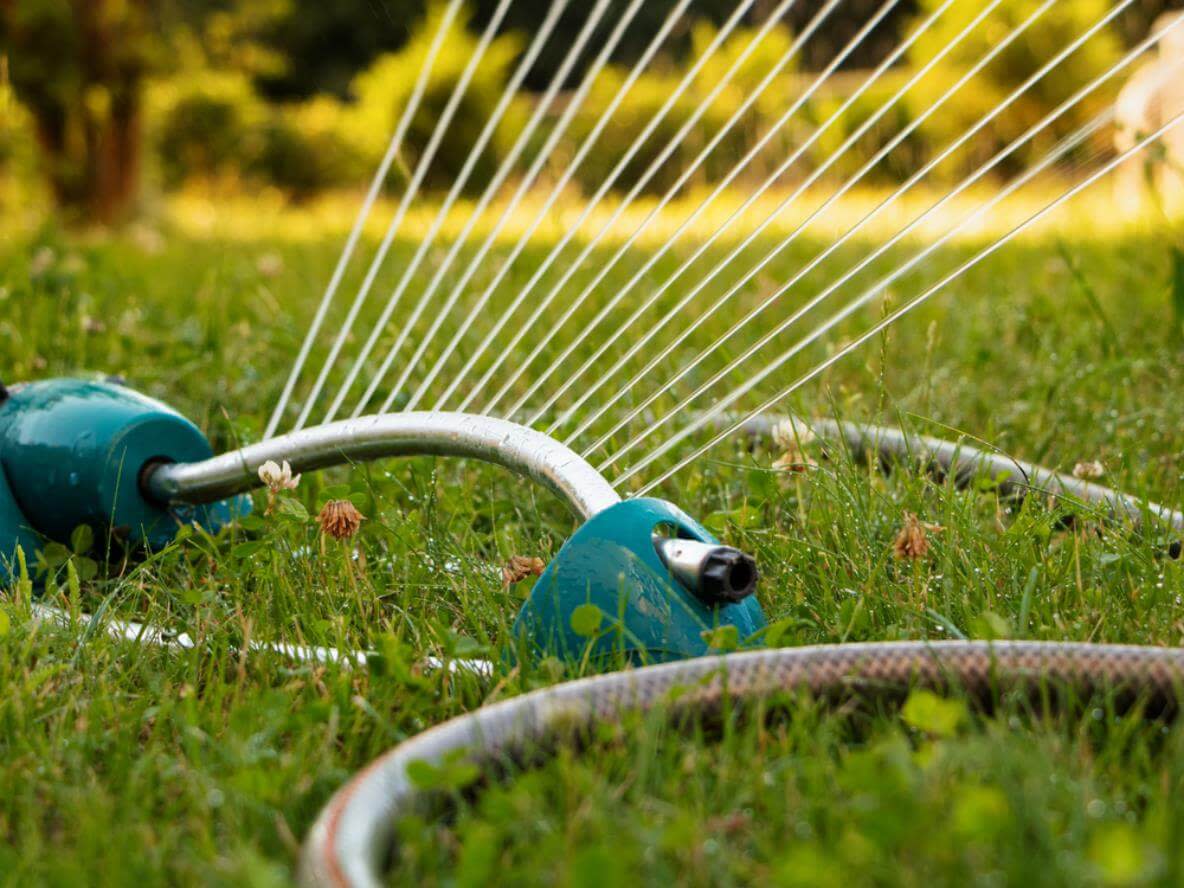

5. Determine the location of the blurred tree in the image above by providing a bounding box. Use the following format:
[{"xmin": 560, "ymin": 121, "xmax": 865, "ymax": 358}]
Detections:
[
  {"xmin": 906, "ymin": 0, "xmax": 1123, "ymax": 178},
  {"xmin": 567, "ymin": 18, "xmax": 801, "ymax": 194},
  {"xmin": 781, "ymin": 0, "xmax": 917, "ymax": 71},
  {"xmin": 172, "ymin": 0, "xmax": 1184, "ymax": 106},
  {"xmin": 246, "ymin": 0, "xmax": 922, "ymax": 101},
  {"xmin": 253, "ymin": 0, "xmax": 417, "ymax": 100},
  {"xmin": 348, "ymin": 2, "xmax": 524, "ymax": 192},
  {"xmin": 244, "ymin": 1, "xmax": 753, "ymax": 100},
  {"xmin": 0, "ymin": 0, "xmax": 160, "ymax": 223},
  {"xmin": 0, "ymin": 0, "xmax": 285, "ymax": 223}
]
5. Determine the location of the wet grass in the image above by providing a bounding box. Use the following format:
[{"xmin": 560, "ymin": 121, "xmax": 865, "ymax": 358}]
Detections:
[{"xmin": 3, "ymin": 211, "xmax": 1184, "ymax": 885}]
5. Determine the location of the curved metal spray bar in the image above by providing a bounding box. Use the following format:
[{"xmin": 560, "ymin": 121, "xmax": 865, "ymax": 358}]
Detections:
[{"xmin": 146, "ymin": 412, "xmax": 621, "ymax": 522}]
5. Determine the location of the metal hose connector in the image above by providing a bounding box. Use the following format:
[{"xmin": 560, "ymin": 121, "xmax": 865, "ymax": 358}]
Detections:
[{"xmin": 145, "ymin": 412, "xmax": 621, "ymax": 521}]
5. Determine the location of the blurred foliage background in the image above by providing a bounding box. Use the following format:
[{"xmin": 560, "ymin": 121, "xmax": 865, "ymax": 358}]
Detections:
[{"xmin": 0, "ymin": 0, "xmax": 1181, "ymax": 226}]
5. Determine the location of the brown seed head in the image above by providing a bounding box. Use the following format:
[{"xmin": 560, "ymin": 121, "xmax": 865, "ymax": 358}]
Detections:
[
  {"xmin": 318, "ymin": 499, "xmax": 364, "ymax": 540},
  {"xmin": 772, "ymin": 447, "xmax": 817, "ymax": 474},
  {"xmin": 893, "ymin": 512, "xmax": 943, "ymax": 560},
  {"xmin": 502, "ymin": 555, "xmax": 546, "ymax": 586}
]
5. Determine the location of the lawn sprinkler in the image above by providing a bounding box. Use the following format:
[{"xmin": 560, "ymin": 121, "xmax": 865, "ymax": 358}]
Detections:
[{"xmin": 2, "ymin": 377, "xmax": 764, "ymax": 663}]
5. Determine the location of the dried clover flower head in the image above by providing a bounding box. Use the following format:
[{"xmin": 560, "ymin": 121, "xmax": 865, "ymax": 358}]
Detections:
[
  {"xmin": 318, "ymin": 500, "xmax": 365, "ymax": 540},
  {"xmin": 502, "ymin": 555, "xmax": 546, "ymax": 586},
  {"xmin": 772, "ymin": 449, "xmax": 817, "ymax": 474},
  {"xmin": 258, "ymin": 459, "xmax": 301, "ymax": 493},
  {"xmin": 893, "ymin": 512, "xmax": 943, "ymax": 560},
  {"xmin": 1072, "ymin": 460, "xmax": 1105, "ymax": 481}
]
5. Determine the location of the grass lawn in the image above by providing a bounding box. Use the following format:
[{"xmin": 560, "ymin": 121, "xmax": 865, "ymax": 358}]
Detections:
[{"xmin": 3, "ymin": 197, "xmax": 1184, "ymax": 885}]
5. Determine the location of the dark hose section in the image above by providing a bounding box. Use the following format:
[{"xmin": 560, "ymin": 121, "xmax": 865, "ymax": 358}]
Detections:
[{"xmin": 733, "ymin": 415, "xmax": 1184, "ymax": 534}]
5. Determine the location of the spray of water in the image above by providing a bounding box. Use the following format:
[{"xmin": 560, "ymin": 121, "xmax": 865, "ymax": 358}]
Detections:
[{"xmin": 268, "ymin": 0, "xmax": 1179, "ymax": 493}]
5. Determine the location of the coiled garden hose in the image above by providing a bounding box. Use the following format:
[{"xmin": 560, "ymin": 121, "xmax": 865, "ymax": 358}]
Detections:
[{"xmin": 300, "ymin": 641, "xmax": 1184, "ymax": 888}]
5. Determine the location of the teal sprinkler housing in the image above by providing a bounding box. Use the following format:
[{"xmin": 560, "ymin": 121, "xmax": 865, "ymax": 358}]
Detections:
[
  {"xmin": 516, "ymin": 498, "xmax": 764, "ymax": 662},
  {"xmin": 0, "ymin": 377, "xmax": 764, "ymax": 663},
  {"xmin": 0, "ymin": 378, "xmax": 248, "ymax": 578}
]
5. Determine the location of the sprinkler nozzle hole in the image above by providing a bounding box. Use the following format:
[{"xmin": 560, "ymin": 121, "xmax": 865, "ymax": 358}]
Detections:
[
  {"xmin": 702, "ymin": 548, "xmax": 757, "ymax": 603},
  {"xmin": 724, "ymin": 556, "xmax": 756, "ymax": 598}
]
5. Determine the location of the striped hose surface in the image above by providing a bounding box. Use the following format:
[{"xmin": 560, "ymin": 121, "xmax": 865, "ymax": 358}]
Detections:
[{"xmin": 300, "ymin": 640, "xmax": 1184, "ymax": 887}]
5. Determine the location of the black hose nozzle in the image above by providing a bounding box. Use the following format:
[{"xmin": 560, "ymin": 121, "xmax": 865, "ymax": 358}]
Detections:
[{"xmin": 655, "ymin": 537, "xmax": 759, "ymax": 606}]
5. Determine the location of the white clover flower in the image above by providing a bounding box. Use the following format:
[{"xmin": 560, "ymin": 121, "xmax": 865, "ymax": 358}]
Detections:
[
  {"xmin": 771, "ymin": 418, "xmax": 815, "ymax": 453},
  {"xmin": 256, "ymin": 252, "xmax": 284, "ymax": 279},
  {"xmin": 1072, "ymin": 460, "xmax": 1105, "ymax": 481},
  {"xmin": 258, "ymin": 459, "xmax": 301, "ymax": 493},
  {"xmin": 29, "ymin": 246, "xmax": 56, "ymax": 276}
]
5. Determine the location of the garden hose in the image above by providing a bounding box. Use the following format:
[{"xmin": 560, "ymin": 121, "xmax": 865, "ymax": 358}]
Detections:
[
  {"xmin": 300, "ymin": 641, "xmax": 1184, "ymax": 888},
  {"xmin": 732, "ymin": 414, "xmax": 1184, "ymax": 534}
]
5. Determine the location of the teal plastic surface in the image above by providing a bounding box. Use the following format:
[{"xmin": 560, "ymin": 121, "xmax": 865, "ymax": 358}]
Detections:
[
  {"xmin": 514, "ymin": 498, "xmax": 766, "ymax": 663},
  {"xmin": 0, "ymin": 378, "xmax": 249, "ymax": 580},
  {"xmin": 0, "ymin": 467, "xmax": 39, "ymax": 581}
]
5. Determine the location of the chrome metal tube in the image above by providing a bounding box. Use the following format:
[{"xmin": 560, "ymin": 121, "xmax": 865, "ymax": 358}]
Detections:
[{"xmin": 147, "ymin": 413, "xmax": 621, "ymax": 521}]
